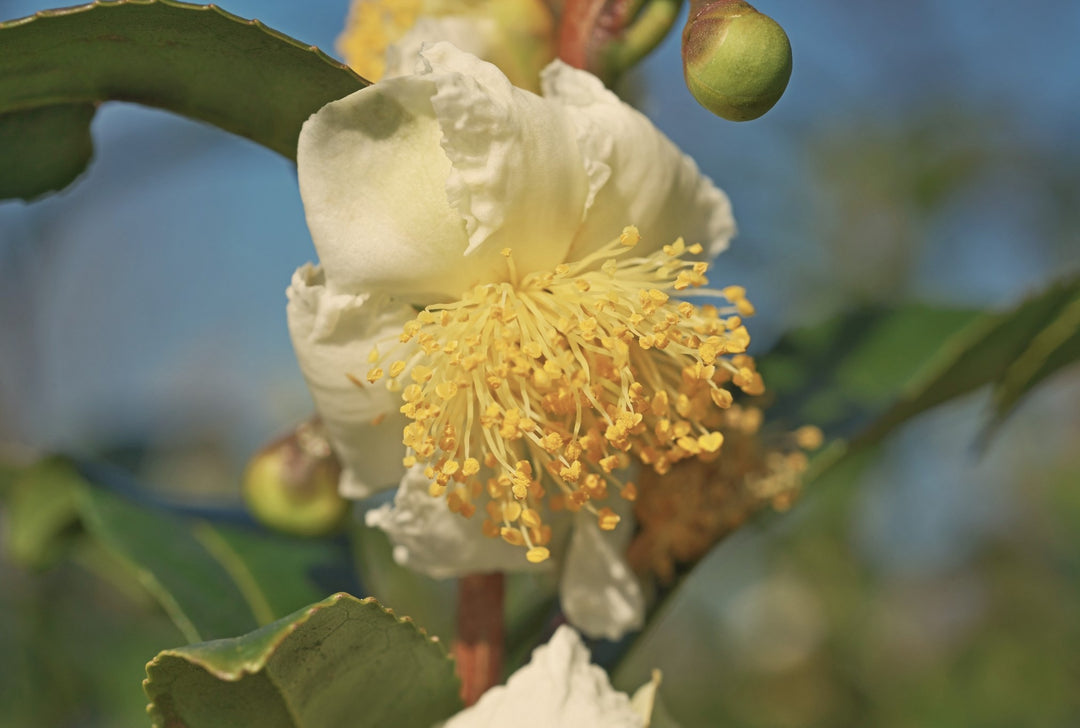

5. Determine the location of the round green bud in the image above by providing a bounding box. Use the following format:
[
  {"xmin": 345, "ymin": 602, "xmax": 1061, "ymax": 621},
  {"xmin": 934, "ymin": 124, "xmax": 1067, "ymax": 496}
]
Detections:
[
  {"xmin": 242, "ymin": 420, "xmax": 348, "ymax": 537},
  {"xmin": 682, "ymin": 0, "xmax": 792, "ymax": 121}
]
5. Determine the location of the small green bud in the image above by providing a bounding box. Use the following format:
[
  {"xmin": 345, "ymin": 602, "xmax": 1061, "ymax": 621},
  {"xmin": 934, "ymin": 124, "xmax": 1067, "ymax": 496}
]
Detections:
[
  {"xmin": 682, "ymin": 0, "xmax": 792, "ymax": 121},
  {"xmin": 242, "ymin": 419, "xmax": 348, "ymax": 537}
]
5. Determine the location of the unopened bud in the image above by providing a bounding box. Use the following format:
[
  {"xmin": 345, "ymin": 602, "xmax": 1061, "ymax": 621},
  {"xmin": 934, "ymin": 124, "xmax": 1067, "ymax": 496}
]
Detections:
[
  {"xmin": 242, "ymin": 419, "xmax": 347, "ymax": 537},
  {"xmin": 682, "ymin": 0, "xmax": 792, "ymax": 121}
]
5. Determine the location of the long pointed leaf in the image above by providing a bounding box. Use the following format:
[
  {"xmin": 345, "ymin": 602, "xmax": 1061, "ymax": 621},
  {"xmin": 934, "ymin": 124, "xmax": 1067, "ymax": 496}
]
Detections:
[{"xmin": 0, "ymin": 0, "xmax": 366, "ymax": 200}]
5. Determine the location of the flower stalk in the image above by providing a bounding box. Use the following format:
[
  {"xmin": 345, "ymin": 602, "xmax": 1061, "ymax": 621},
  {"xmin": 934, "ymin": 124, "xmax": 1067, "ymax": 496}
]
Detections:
[
  {"xmin": 558, "ymin": 0, "xmax": 682, "ymax": 83},
  {"xmin": 453, "ymin": 572, "xmax": 506, "ymax": 706}
]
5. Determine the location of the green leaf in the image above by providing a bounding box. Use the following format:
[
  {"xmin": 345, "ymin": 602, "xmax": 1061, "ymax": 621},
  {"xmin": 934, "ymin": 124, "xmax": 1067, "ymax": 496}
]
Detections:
[
  {"xmin": 855, "ymin": 271, "xmax": 1080, "ymax": 449},
  {"xmin": 144, "ymin": 592, "xmax": 462, "ymax": 728},
  {"xmin": 4, "ymin": 459, "xmax": 349, "ymax": 643},
  {"xmin": 758, "ymin": 271, "xmax": 1080, "ymax": 483},
  {"xmin": 986, "ymin": 292, "xmax": 1080, "ymax": 437},
  {"xmin": 0, "ymin": 0, "xmax": 365, "ymax": 200},
  {"xmin": 0, "ymin": 103, "xmax": 95, "ymax": 200},
  {"xmin": 758, "ymin": 304, "xmax": 983, "ymax": 435}
]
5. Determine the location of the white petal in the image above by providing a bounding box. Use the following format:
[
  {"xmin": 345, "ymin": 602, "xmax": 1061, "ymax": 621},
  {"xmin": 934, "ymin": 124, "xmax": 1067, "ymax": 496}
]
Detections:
[
  {"xmin": 541, "ymin": 61, "xmax": 736, "ymax": 260},
  {"xmin": 298, "ymin": 44, "xmax": 589, "ymax": 302},
  {"xmin": 286, "ymin": 264, "xmax": 412, "ymax": 498},
  {"xmin": 444, "ymin": 625, "xmax": 644, "ymax": 728},
  {"xmin": 422, "ymin": 42, "xmax": 589, "ymax": 273},
  {"xmin": 559, "ymin": 511, "xmax": 645, "ymax": 641},
  {"xmin": 364, "ymin": 466, "xmax": 533, "ymax": 579},
  {"xmin": 297, "ymin": 76, "xmax": 472, "ymax": 301}
]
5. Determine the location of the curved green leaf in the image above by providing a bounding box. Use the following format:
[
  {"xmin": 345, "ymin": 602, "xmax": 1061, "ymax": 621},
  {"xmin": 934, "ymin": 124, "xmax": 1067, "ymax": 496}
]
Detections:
[
  {"xmin": 0, "ymin": 103, "xmax": 95, "ymax": 200},
  {"xmin": 987, "ymin": 292, "xmax": 1080, "ymax": 436},
  {"xmin": 144, "ymin": 592, "xmax": 462, "ymax": 728},
  {"xmin": 0, "ymin": 0, "xmax": 366, "ymax": 200},
  {"xmin": 856, "ymin": 271, "xmax": 1080, "ymax": 449}
]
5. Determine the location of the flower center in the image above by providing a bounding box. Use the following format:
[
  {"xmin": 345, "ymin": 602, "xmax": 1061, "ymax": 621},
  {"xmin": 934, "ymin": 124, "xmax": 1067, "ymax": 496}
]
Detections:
[{"xmin": 363, "ymin": 226, "xmax": 765, "ymax": 564}]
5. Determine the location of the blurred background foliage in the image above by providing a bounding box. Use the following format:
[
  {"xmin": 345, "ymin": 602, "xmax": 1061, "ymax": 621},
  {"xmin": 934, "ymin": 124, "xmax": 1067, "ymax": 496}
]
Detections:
[{"xmin": 1, "ymin": 0, "xmax": 1079, "ymax": 726}]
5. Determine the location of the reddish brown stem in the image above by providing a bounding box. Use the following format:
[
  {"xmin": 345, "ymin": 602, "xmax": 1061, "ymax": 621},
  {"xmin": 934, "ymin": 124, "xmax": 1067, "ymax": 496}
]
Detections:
[
  {"xmin": 453, "ymin": 572, "xmax": 505, "ymax": 707},
  {"xmin": 557, "ymin": 0, "xmax": 635, "ymax": 75}
]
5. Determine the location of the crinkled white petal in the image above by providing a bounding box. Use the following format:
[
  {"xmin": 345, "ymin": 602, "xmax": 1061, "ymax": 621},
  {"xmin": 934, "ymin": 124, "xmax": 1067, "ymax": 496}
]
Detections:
[
  {"xmin": 541, "ymin": 60, "xmax": 736, "ymax": 260},
  {"xmin": 422, "ymin": 43, "xmax": 588, "ymax": 272},
  {"xmin": 560, "ymin": 508, "xmax": 645, "ymax": 641},
  {"xmin": 365, "ymin": 465, "xmax": 533, "ymax": 579},
  {"xmin": 286, "ymin": 263, "xmax": 412, "ymax": 498},
  {"xmin": 298, "ymin": 43, "xmax": 589, "ymax": 302},
  {"xmin": 443, "ymin": 625, "xmax": 645, "ymax": 728},
  {"xmin": 383, "ymin": 16, "xmax": 500, "ymax": 80}
]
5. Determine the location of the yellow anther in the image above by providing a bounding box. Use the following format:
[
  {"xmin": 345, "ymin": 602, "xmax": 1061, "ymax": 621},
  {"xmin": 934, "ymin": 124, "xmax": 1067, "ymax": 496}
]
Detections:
[
  {"xmin": 389, "ymin": 360, "xmax": 407, "ymax": 378},
  {"xmin": 462, "ymin": 457, "xmax": 481, "ymax": 476},
  {"xmin": 402, "ymin": 385, "xmax": 422, "ymax": 404},
  {"xmin": 698, "ymin": 431, "xmax": 724, "ymax": 453},
  {"xmin": 435, "ymin": 381, "xmax": 459, "ymax": 400},
  {"xmin": 502, "ymin": 501, "xmax": 523, "ymax": 522},
  {"xmin": 677, "ymin": 436, "xmax": 701, "ymax": 454},
  {"xmin": 500, "ymin": 527, "xmax": 525, "ymax": 546},
  {"xmin": 795, "ymin": 425, "xmax": 824, "ymax": 450},
  {"xmin": 501, "ymin": 247, "xmax": 512, "ymax": 257},
  {"xmin": 540, "ymin": 431, "xmax": 563, "ymax": 453},
  {"xmin": 560, "ymin": 460, "xmax": 582, "ymax": 482},
  {"xmin": 722, "ymin": 285, "xmax": 747, "ymax": 301},
  {"xmin": 710, "ymin": 388, "xmax": 734, "ymax": 408},
  {"xmin": 599, "ymin": 454, "xmax": 621, "ymax": 473},
  {"xmin": 520, "ymin": 508, "xmax": 543, "ymax": 529},
  {"xmin": 446, "ymin": 491, "xmax": 466, "ymax": 513},
  {"xmin": 619, "ymin": 226, "xmax": 640, "ymax": 247},
  {"xmin": 366, "ymin": 367, "xmax": 384, "ymax": 383},
  {"xmin": 526, "ymin": 547, "xmax": 550, "ymax": 563},
  {"xmin": 428, "ymin": 482, "xmax": 446, "ymax": 497},
  {"xmin": 597, "ymin": 507, "xmax": 620, "ymax": 531},
  {"xmin": 410, "ymin": 364, "xmax": 433, "ymax": 383},
  {"xmin": 367, "ymin": 347, "xmax": 380, "ymax": 364}
]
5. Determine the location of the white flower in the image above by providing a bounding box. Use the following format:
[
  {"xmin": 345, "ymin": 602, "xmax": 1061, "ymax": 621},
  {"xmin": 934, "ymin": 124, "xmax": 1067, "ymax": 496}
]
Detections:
[
  {"xmin": 288, "ymin": 43, "xmax": 752, "ymax": 639},
  {"xmin": 441, "ymin": 625, "xmax": 661, "ymax": 728}
]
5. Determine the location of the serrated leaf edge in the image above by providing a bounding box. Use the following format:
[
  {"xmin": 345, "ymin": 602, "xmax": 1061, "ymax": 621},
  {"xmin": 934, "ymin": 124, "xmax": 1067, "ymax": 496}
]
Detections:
[
  {"xmin": 142, "ymin": 592, "xmax": 450, "ymax": 686},
  {"xmin": 0, "ymin": 0, "xmax": 364, "ymax": 83}
]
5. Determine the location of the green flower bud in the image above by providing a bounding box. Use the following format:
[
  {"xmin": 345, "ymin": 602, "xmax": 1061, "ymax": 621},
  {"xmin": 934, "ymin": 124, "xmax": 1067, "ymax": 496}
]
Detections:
[
  {"xmin": 242, "ymin": 419, "xmax": 348, "ymax": 537},
  {"xmin": 682, "ymin": 0, "xmax": 792, "ymax": 121}
]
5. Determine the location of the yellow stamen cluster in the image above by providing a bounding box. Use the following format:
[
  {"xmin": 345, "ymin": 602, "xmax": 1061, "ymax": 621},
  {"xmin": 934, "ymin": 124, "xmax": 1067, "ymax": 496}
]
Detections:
[
  {"xmin": 362, "ymin": 226, "xmax": 766, "ymax": 564},
  {"xmin": 337, "ymin": 0, "xmax": 422, "ymax": 81},
  {"xmin": 627, "ymin": 408, "xmax": 823, "ymax": 583}
]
